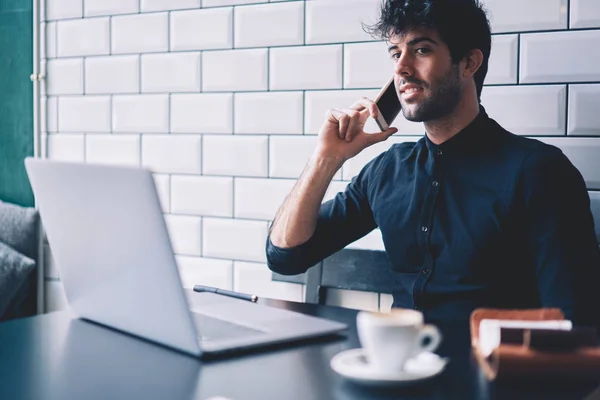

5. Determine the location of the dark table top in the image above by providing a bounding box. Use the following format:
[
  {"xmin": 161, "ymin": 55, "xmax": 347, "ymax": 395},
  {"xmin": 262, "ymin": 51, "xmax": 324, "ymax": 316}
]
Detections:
[{"xmin": 0, "ymin": 294, "xmax": 598, "ymax": 400}]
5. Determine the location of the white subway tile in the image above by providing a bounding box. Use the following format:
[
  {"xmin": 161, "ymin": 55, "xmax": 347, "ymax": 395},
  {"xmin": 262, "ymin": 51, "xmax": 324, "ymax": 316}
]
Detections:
[
  {"xmin": 342, "ymin": 136, "xmax": 420, "ymax": 181},
  {"xmin": 270, "ymin": 45, "xmax": 342, "ymax": 90},
  {"xmin": 46, "ymin": 0, "xmax": 82, "ymax": 20},
  {"xmin": 234, "ymin": 261, "xmax": 303, "ymax": 302},
  {"xmin": 141, "ymin": 53, "xmax": 201, "ymax": 93},
  {"xmin": 269, "ymin": 135, "xmax": 342, "ymax": 179},
  {"xmin": 569, "ymin": 85, "xmax": 600, "ymax": 136},
  {"xmin": 379, "ymin": 293, "xmax": 393, "ymax": 312},
  {"xmin": 45, "ymin": 281, "xmax": 68, "ymax": 313},
  {"xmin": 57, "ymin": 18, "xmax": 110, "ymax": 57},
  {"xmin": 539, "ymin": 138, "xmax": 600, "ymax": 189},
  {"xmin": 324, "ymin": 181, "xmax": 350, "ymax": 203},
  {"xmin": 164, "ymin": 215, "xmax": 202, "ymax": 256},
  {"xmin": 47, "ymin": 58, "xmax": 83, "ymax": 95},
  {"xmin": 85, "ymin": 134, "xmax": 141, "ymax": 166},
  {"xmin": 520, "ymin": 30, "xmax": 600, "ymax": 84},
  {"xmin": 47, "ymin": 134, "xmax": 85, "ymax": 162},
  {"xmin": 46, "ymin": 22, "xmax": 57, "ymax": 58},
  {"xmin": 202, "ymin": 49, "xmax": 268, "ymax": 91},
  {"xmin": 346, "ymin": 229, "xmax": 384, "ymax": 251},
  {"xmin": 326, "ymin": 288, "xmax": 379, "ymax": 312},
  {"xmin": 483, "ymin": 0, "xmax": 567, "ymax": 33},
  {"xmin": 176, "ymin": 256, "xmax": 233, "ymax": 290},
  {"xmin": 486, "ymin": 34, "xmax": 518, "ymax": 85},
  {"xmin": 85, "ymin": 55, "xmax": 140, "ymax": 94},
  {"xmin": 85, "ymin": 0, "xmax": 139, "ymax": 17},
  {"xmin": 234, "ymin": 92, "xmax": 303, "ymax": 134},
  {"xmin": 141, "ymin": 0, "xmax": 200, "ymax": 12},
  {"xmin": 203, "ymin": 135, "xmax": 268, "ymax": 177},
  {"xmin": 171, "ymin": 93, "xmax": 233, "ymax": 134},
  {"xmin": 571, "ymin": 0, "xmax": 600, "ymax": 29},
  {"xmin": 46, "ymin": 97, "xmax": 58, "ymax": 132},
  {"xmin": 204, "ymin": 0, "xmax": 262, "ymax": 6},
  {"xmin": 171, "ymin": 175, "xmax": 233, "ymax": 217},
  {"xmin": 344, "ymin": 42, "xmax": 393, "ymax": 89},
  {"xmin": 481, "ymin": 85, "xmax": 566, "ymax": 136},
  {"xmin": 113, "ymin": 94, "xmax": 169, "ymax": 133},
  {"xmin": 58, "ymin": 96, "xmax": 111, "ymax": 132},
  {"xmin": 142, "ymin": 135, "xmax": 202, "ymax": 174},
  {"xmin": 44, "ymin": 244, "xmax": 59, "ymax": 279},
  {"xmin": 112, "ymin": 13, "xmax": 169, "ymax": 54},
  {"xmin": 203, "ymin": 218, "xmax": 268, "ymax": 262},
  {"xmin": 306, "ymin": 0, "xmax": 379, "ymax": 44},
  {"xmin": 170, "ymin": 8, "xmax": 233, "ymax": 51},
  {"xmin": 153, "ymin": 173, "xmax": 171, "ymax": 212},
  {"xmin": 235, "ymin": 3, "xmax": 304, "ymax": 48},
  {"xmin": 304, "ymin": 90, "xmax": 424, "ymax": 135},
  {"xmin": 234, "ymin": 178, "xmax": 296, "ymax": 220}
]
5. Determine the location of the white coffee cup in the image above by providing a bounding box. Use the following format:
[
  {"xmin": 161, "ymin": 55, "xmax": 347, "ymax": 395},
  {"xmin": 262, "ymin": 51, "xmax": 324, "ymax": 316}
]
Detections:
[{"xmin": 356, "ymin": 308, "xmax": 442, "ymax": 373}]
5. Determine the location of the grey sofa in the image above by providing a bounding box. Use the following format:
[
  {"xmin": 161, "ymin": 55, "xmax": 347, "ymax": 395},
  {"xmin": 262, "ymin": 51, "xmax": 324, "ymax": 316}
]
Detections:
[{"xmin": 0, "ymin": 200, "xmax": 39, "ymax": 321}]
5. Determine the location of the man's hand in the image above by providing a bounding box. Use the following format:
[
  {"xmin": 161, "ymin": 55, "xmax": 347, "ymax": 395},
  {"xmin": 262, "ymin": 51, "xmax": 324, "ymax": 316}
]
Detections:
[
  {"xmin": 315, "ymin": 98, "xmax": 398, "ymax": 162},
  {"xmin": 268, "ymin": 98, "xmax": 397, "ymax": 249}
]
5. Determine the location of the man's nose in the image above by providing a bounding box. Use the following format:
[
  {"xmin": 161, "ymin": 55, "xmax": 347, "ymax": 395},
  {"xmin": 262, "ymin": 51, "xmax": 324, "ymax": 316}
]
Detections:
[{"xmin": 394, "ymin": 53, "xmax": 413, "ymax": 77}]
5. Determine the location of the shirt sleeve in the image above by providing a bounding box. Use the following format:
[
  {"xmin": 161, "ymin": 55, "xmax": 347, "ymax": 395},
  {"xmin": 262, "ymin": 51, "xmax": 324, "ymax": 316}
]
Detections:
[
  {"xmin": 265, "ymin": 152, "xmax": 387, "ymax": 276},
  {"xmin": 516, "ymin": 147, "xmax": 600, "ymax": 327}
]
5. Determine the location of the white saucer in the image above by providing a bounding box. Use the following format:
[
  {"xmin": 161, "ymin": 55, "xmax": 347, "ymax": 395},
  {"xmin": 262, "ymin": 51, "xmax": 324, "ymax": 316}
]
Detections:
[{"xmin": 330, "ymin": 349, "xmax": 448, "ymax": 387}]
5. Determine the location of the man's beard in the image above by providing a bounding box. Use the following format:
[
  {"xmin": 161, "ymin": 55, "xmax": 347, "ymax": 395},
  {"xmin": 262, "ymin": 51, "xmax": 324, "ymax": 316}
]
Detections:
[{"xmin": 400, "ymin": 65, "xmax": 462, "ymax": 122}]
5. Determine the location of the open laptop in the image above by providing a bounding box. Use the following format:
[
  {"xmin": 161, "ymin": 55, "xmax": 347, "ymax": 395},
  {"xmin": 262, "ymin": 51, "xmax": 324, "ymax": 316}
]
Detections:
[{"xmin": 25, "ymin": 158, "xmax": 346, "ymax": 357}]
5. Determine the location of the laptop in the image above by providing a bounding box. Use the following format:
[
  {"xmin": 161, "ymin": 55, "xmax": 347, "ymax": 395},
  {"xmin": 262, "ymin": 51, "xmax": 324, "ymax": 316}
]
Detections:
[{"xmin": 25, "ymin": 158, "xmax": 347, "ymax": 357}]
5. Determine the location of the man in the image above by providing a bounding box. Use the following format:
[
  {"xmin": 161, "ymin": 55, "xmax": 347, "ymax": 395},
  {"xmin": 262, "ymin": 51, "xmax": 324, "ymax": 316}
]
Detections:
[{"xmin": 266, "ymin": 0, "xmax": 600, "ymax": 325}]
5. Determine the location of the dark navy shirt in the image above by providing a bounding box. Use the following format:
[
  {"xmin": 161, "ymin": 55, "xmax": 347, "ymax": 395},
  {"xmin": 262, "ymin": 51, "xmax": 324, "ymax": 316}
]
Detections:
[{"xmin": 266, "ymin": 107, "xmax": 600, "ymax": 325}]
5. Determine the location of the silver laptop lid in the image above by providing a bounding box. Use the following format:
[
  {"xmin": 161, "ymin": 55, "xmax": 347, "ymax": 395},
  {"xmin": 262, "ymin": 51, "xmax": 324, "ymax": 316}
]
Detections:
[{"xmin": 25, "ymin": 158, "xmax": 201, "ymax": 356}]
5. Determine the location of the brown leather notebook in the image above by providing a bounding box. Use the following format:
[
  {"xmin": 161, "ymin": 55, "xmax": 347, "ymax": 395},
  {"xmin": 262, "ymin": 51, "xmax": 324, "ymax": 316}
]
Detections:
[{"xmin": 470, "ymin": 308, "xmax": 600, "ymax": 381}]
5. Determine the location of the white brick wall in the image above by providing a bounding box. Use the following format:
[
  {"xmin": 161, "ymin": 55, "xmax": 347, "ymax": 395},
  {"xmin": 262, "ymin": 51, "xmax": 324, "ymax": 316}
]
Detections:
[
  {"xmin": 234, "ymin": 3, "xmax": 304, "ymax": 48},
  {"xmin": 57, "ymin": 18, "xmax": 109, "ymax": 57},
  {"xmin": 170, "ymin": 8, "xmax": 233, "ymax": 51},
  {"xmin": 42, "ymin": 0, "xmax": 600, "ymax": 313},
  {"xmin": 85, "ymin": 55, "xmax": 140, "ymax": 94}
]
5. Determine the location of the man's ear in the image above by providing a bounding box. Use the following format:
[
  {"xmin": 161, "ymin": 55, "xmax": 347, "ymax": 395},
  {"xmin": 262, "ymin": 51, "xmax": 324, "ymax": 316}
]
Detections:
[{"xmin": 463, "ymin": 49, "xmax": 484, "ymax": 78}]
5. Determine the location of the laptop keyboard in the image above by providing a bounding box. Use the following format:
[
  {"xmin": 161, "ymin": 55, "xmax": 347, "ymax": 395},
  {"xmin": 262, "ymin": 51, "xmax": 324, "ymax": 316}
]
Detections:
[{"xmin": 191, "ymin": 312, "xmax": 265, "ymax": 342}]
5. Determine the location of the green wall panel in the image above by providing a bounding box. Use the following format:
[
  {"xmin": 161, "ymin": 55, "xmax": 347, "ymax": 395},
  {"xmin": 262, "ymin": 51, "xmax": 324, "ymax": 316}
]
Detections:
[
  {"xmin": 0, "ymin": 0, "xmax": 32, "ymax": 12},
  {"xmin": 0, "ymin": 5, "xmax": 33, "ymax": 207}
]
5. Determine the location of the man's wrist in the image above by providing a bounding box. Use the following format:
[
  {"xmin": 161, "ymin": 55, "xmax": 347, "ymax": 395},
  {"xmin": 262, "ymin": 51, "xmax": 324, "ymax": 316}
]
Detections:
[{"xmin": 310, "ymin": 151, "xmax": 345, "ymax": 176}]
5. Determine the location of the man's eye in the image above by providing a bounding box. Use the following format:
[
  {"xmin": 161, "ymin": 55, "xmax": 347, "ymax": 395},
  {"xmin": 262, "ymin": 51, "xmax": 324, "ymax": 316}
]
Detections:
[
  {"xmin": 390, "ymin": 52, "xmax": 401, "ymax": 59},
  {"xmin": 416, "ymin": 48, "xmax": 431, "ymax": 54}
]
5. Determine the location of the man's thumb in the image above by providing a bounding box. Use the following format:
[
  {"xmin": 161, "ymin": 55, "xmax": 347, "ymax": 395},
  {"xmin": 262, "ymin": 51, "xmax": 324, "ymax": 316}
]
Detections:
[{"xmin": 366, "ymin": 127, "xmax": 398, "ymax": 145}]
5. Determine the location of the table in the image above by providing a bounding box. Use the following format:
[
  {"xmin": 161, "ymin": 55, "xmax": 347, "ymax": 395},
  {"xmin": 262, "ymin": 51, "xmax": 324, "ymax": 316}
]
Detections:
[{"xmin": 0, "ymin": 293, "xmax": 598, "ymax": 400}]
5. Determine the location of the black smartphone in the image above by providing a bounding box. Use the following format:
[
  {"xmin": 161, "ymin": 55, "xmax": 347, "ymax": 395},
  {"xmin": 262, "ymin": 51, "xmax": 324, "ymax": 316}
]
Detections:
[{"xmin": 373, "ymin": 75, "xmax": 402, "ymax": 131}]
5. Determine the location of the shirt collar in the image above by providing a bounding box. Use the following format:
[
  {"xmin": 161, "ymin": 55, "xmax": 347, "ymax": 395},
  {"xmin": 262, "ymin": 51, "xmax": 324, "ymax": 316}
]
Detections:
[{"xmin": 424, "ymin": 105, "xmax": 489, "ymax": 156}]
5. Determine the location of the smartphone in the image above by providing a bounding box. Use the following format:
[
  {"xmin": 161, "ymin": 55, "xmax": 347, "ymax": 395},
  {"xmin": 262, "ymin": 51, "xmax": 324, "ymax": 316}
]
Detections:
[{"xmin": 373, "ymin": 75, "xmax": 402, "ymax": 131}]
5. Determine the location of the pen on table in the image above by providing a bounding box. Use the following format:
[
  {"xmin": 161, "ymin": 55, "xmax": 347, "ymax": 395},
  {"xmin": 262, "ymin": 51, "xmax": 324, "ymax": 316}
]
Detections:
[{"xmin": 193, "ymin": 285, "xmax": 258, "ymax": 303}]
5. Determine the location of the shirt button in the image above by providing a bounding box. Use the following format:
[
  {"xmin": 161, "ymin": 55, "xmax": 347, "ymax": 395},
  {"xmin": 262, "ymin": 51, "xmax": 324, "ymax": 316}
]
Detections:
[
  {"xmin": 436, "ymin": 149, "xmax": 443, "ymax": 156},
  {"xmin": 432, "ymin": 181, "xmax": 439, "ymax": 187},
  {"xmin": 423, "ymin": 269, "xmax": 429, "ymax": 274},
  {"xmin": 413, "ymin": 305, "xmax": 421, "ymax": 311},
  {"xmin": 421, "ymin": 226, "xmax": 428, "ymax": 232}
]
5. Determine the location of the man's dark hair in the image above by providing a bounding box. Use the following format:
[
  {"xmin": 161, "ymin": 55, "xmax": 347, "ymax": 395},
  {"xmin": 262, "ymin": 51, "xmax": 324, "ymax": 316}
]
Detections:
[{"xmin": 364, "ymin": 0, "xmax": 491, "ymax": 101}]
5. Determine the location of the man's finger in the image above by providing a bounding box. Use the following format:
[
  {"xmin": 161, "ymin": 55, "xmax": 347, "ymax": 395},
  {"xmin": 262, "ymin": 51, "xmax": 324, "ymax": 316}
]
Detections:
[
  {"xmin": 338, "ymin": 114, "xmax": 350, "ymax": 139},
  {"xmin": 344, "ymin": 109, "xmax": 362, "ymax": 142},
  {"xmin": 326, "ymin": 109, "xmax": 347, "ymax": 139},
  {"xmin": 349, "ymin": 97, "xmax": 379, "ymax": 119}
]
